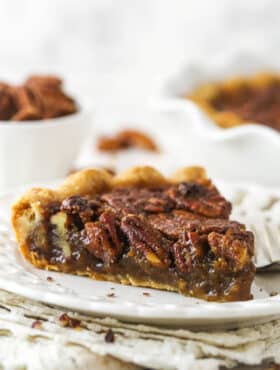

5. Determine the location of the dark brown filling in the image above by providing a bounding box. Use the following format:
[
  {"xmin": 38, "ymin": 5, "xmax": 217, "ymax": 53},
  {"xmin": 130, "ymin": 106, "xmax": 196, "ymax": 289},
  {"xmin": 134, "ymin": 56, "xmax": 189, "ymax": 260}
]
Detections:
[
  {"xmin": 27, "ymin": 181, "xmax": 255, "ymax": 300},
  {"xmin": 210, "ymin": 81, "xmax": 280, "ymax": 131}
]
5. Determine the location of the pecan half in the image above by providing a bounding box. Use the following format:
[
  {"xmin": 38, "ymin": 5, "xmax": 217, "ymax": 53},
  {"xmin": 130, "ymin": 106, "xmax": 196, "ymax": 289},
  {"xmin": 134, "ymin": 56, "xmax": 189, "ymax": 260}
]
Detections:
[
  {"xmin": 11, "ymin": 86, "xmax": 43, "ymax": 121},
  {"xmin": 102, "ymin": 187, "xmax": 173, "ymax": 216},
  {"xmin": 121, "ymin": 215, "xmax": 171, "ymax": 268},
  {"xmin": 142, "ymin": 195, "xmax": 173, "ymax": 213},
  {"xmin": 172, "ymin": 239, "xmax": 192, "ymax": 273},
  {"xmin": 208, "ymin": 229, "xmax": 254, "ymax": 270},
  {"xmin": 83, "ymin": 211, "xmax": 122, "ymax": 266},
  {"xmin": 61, "ymin": 196, "xmax": 101, "ymax": 224},
  {"xmin": 167, "ymin": 182, "xmax": 231, "ymax": 218},
  {"xmin": 0, "ymin": 83, "xmax": 16, "ymax": 120},
  {"xmin": 25, "ymin": 75, "xmax": 77, "ymax": 118},
  {"xmin": 171, "ymin": 230, "xmax": 207, "ymax": 273},
  {"xmin": 148, "ymin": 210, "xmax": 242, "ymax": 240},
  {"xmin": 148, "ymin": 210, "xmax": 204, "ymax": 239}
]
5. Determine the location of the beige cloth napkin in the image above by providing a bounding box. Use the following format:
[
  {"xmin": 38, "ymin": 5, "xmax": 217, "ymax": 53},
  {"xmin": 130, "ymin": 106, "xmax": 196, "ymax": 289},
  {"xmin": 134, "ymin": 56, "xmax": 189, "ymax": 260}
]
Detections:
[{"xmin": 0, "ymin": 290, "xmax": 279, "ymax": 370}]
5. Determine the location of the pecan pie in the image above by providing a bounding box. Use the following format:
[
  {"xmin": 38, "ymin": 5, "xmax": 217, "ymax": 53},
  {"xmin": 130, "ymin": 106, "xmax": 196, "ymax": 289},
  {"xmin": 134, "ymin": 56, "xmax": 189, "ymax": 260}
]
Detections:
[
  {"xmin": 12, "ymin": 166, "xmax": 255, "ymax": 301},
  {"xmin": 188, "ymin": 72, "xmax": 280, "ymax": 131}
]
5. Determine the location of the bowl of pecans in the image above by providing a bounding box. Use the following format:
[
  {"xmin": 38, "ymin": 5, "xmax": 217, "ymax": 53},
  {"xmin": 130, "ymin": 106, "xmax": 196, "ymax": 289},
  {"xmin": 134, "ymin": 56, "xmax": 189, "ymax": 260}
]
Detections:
[{"xmin": 0, "ymin": 75, "xmax": 91, "ymax": 191}]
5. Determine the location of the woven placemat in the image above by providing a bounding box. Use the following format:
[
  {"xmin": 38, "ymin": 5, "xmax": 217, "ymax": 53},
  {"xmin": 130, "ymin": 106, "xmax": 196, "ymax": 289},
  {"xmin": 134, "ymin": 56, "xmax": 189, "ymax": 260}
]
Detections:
[{"xmin": 0, "ymin": 289, "xmax": 278, "ymax": 370}]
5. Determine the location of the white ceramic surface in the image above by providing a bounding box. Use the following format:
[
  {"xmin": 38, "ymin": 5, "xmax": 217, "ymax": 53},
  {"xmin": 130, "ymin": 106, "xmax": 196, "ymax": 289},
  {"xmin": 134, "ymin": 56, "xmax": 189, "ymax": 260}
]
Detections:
[
  {"xmin": 0, "ymin": 107, "xmax": 92, "ymax": 192},
  {"xmin": 1, "ymin": 182, "xmax": 280, "ymax": 329},
  {"xmin": 155, "ymin": 50, "xmax": 280, "ymax": 186}
]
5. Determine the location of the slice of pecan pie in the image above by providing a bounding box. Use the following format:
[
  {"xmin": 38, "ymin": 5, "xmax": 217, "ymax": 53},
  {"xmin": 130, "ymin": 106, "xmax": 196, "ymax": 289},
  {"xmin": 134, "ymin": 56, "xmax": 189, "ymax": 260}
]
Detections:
[{"xmin": 12, "ymin": 166, "xmax": 255, "ymax": 301}]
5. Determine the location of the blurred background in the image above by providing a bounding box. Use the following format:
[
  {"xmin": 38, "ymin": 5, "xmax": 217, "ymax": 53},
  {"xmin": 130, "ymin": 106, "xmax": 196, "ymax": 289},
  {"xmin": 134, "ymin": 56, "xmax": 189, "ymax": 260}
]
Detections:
[
  {"xmin": 1, "ymin": 0, "xmax": 280, "ymax": 189},
  {"xmin": 1, "ymin": 0, "xmax": 279, "ymax": 106}
]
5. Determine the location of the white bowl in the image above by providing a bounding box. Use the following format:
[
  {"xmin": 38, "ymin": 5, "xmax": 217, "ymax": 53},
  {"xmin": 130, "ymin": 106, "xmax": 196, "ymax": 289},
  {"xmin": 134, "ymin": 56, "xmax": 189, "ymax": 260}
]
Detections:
[
  {"xmin": 154, "ymin": 49, "xmax": 280, "ymax": 186},
  {"xmin": 0, "ymin": 107, "xmax": 92, "ymax": 192}
]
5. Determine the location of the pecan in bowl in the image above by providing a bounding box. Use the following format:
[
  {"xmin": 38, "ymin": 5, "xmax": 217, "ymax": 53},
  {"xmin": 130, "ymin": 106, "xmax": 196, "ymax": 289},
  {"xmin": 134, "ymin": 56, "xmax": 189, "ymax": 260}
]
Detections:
[
  {"xmin": 0, "ymin": 75, "xmax": 78, "ymax": 121},
  {"xmin": 0, "ymin": 74, "xmax": 90, "ymax": 190}
]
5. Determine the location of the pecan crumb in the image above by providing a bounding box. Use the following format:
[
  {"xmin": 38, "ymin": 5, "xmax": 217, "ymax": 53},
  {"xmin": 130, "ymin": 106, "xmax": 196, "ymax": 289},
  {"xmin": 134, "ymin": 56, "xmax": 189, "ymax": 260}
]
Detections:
[
  {"xmin": 143, "ymin": 292, "xmax": 150, "ymax": 296},
  {"xmin": 46, "ymin": 276, "xmax": 54, "ymax": 282},
  {"xmin": 31, "ymin": 320, "xmax": 42, "ymax": 329},
  {"xmin": 97, "ymin": 129, "xmax": 158, "ymax": 153},
  {"xmin": 107, "ymin": 293, "xmax": 115, "ymax": 298},
  {"xmin": 270, "ymin": 291, "xmax": 278, "ymax": 297},
  {"xmin": 104, "ymin": 328, "xmax": 115, "ymax": 343},
  {"xmin": 59, "ymin": 313, "xmax": 81, "ymax": 328}
]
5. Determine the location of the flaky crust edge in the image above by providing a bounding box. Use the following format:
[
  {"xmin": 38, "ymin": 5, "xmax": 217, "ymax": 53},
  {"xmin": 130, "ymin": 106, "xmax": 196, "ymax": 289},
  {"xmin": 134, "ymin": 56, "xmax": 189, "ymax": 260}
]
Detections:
[{"xmin": 188, "ymin": 72, "xmax": 280, "ymax": 128}]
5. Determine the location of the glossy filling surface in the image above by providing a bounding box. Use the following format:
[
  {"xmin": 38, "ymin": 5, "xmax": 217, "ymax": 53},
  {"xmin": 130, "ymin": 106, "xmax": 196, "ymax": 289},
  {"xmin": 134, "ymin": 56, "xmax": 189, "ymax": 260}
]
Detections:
[{"xmin": 25, "ymin": 182, "xmax": 255, "ymax": 301}]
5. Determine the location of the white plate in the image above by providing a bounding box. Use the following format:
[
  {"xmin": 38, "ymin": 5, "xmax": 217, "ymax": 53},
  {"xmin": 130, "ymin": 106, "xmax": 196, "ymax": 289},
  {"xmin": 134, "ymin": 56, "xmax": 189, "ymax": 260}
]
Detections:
[{"xmin": 1, "ymin": 184, "xmax": 280, "ymax": 329}]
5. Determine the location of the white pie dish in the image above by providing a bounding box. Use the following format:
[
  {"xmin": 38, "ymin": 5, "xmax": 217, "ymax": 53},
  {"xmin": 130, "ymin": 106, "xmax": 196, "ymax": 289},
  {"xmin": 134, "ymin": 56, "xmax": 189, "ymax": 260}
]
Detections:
[
  {"xmin": 154, "ymin": 50, "xmax": 280, "ymax": 186},
  {"xmin": 0, "ymin": 104, "xmax": 92, "ymax": 192}
]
